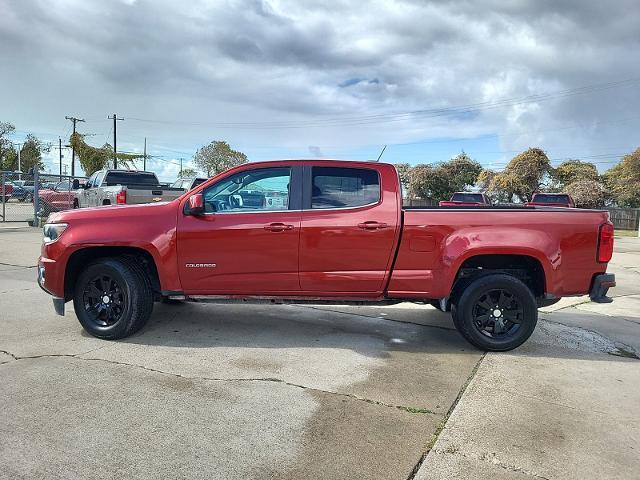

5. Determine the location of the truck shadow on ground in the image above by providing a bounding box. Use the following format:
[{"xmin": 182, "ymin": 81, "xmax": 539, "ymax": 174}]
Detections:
[
  {"xmin": 113, "ymin": 301, "xmax": 474, "ymax": 359},
  {"xmin": 105, "ymin": 301, "xmax": 638, "ymax": 362}
]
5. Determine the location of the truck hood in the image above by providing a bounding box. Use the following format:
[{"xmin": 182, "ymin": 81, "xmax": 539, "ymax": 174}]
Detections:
[{"xmin": 47, "ymin": 199, "xmax": 176, "ymax": 224}]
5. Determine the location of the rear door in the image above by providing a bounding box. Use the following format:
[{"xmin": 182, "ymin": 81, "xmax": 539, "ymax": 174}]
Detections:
[{"xmin": 299, "ymin": 165, "xmax": 400, "ymax": 294}]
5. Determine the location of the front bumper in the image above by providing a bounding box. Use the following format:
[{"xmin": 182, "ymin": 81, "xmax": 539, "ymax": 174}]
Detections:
[
  {"xmin": 37, "ymin": 258, "xmax": 66, "ymax": 316},
  {"xmin": 590, "ymin": 273, "xmax": 616, "ymax": 303}
]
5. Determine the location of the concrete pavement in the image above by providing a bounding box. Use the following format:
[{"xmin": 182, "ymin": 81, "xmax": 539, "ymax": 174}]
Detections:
[{"xmin": 0, "ymin": 227, "xmax": 638, "ymax": 479}]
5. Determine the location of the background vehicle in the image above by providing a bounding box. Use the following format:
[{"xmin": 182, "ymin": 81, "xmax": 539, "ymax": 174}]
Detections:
[
  {"xmin": 439, "ymin": 192, "xmax": 491, "ymax": 206},
  {"xmin": 75, "ymin": 170, "xmax": 184, "ymax": 207},
  {"xmin": 11, "ymin": 180, "xmax": 34, "ymax": 202},
  {"xmin": 527, "ymin": 193, "xmax": 575, "ymax": 207},
  {"xmin": 38, "ymin": 180, "xmax": 81, "ymax": 212},
  {"xmin": 172, "ymin": 177, "xmax": 208, "ymax": 192},
  {"xmin": 39, "ymin": 160, "xmax": 615, "ymax": 352},
  {"xmin": 1, "ymin": 182, "xmax": 13, "ymax": 202}
]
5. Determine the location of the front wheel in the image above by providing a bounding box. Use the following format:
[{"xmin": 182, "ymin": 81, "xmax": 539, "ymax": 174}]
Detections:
[
  {"xmin": 451, "ymin": 273, "xmax": 537, "ymax": 351},
  {"xmin": 73, "ymin": 257, "xmax": 154, "ymax": 339}
]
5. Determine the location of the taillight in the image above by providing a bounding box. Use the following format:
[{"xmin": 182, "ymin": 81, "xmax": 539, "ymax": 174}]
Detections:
[
  {"xmin": 116, "ymin": 190, "xmax": 126, "ymax": 204},
  {"xmin": 597, "ymin": 222, "xmax": 614, "ymax": 263}
]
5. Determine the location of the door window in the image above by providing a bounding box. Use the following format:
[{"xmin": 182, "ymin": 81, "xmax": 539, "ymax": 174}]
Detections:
[
  {"xmin": 311, "ymin": 167, "xmax": 380, "ymax": 209},
  {"xmin": 203, "ymin": 167, "xmax": 291, "ymax": 213}
]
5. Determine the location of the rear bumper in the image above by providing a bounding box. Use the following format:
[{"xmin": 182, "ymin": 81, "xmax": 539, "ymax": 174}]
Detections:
[{"xmin": 590, "ymin": 273, "xmax": 616, "ymax": 303}]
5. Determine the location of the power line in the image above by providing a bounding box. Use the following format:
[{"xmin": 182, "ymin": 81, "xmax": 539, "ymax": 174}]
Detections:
[{"xmin": 124, "ymin": 77, "xmax": 640, "ymax": 129}]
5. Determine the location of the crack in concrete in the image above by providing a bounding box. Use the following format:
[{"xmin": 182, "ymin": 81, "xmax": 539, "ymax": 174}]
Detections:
[
  {"xmin": 0, "ymin": 348, "xmax": 439, "ymax": 416},
  {"xmin": 539, "ymin": 318, "xmax": 640, "ymax": 359},
  {"xmin": 434, "ymin": 448, "xmax": 551, "ymax": 479},
  {"xmin": 0, "ymin": 262, "xmax": 36, "ymax": 269},
  {"xmin": 405, "ymin": 353, "xmax": 487, "ymax": 480}
]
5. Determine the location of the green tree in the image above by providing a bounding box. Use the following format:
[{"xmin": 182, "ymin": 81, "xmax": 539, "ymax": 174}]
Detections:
[
  {"xmin": 488, "ymin": 148, "xmax": 551, "ymax": 202},
  {"xmin": 603, "ymin": 148, "xmax": 640, "ymax": 207},
  {"xmin": 194, "ymin": 141, "xmax": 247, "ymax": 177},
  {"xmin": 551, "ymin": 160, "xmax": 598, "ymax": 188},
  {"xmin": 565, "ymin": 180, "xmax": 607, "ymax": 208},
  {"xmin": 19, "ymin": 134, "xmax": 46, "ymax": 173},
  {"xmin": 0, "ymin": 121, "xmax": 16, "ymax": 171},
  {"xmin": 179, "ymin": 167, "xmax": 198, "ymax": 178},
  {"xmin": 393, "ymin": 163, "xmax": 412, "ymax": 196},
  {"xmin": 408, "ymin": 153, "xmax": 482, "ymax": 201},
  {"xmin": 70, "ymin": 133, "xmax": 143, "ymax": 176}
]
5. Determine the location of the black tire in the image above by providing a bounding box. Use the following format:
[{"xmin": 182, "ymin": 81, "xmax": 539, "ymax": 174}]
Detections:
[
  {"xmin": 73, "ymin": 257, "xmax": 154, "ymax": 339},
  {"xmin": 451, "ymin": 273, "xmax": 537, "ymax": 351}
]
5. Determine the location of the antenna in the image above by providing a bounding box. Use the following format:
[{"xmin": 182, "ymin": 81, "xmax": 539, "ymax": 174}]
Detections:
[{"xmin": 375, "ymin": 145, "xmax": 387, "ymax": 162}]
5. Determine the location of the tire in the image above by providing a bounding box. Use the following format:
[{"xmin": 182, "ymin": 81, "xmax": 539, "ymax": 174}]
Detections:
[
  {"xmin": 73, "ymin": 257, "xmax": 154, "ymax": 339},
  {"xmin": 451, "ymin": 273, "xmax": 537, "ymax": 351}
]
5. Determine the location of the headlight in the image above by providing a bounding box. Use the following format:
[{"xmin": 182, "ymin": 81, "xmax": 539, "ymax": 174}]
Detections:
[{"xmin": 43, "ymin": 223, "xmax": 68, "ymax": 244}]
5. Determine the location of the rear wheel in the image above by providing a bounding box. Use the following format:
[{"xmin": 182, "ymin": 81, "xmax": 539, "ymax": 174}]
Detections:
[
  {"xmin": 73, "ymin": 257, "xmax": 153, "ymax": 339},
  {"xmin": 451, "ymin": 273, "xmax": 537, "ymax": 351}
]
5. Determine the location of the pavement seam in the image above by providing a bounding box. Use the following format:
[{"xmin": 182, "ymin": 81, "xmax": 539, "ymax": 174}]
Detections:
[
  {"xmin": 405, "ymin": 352, "xmax": 487, "ymax": 480},
  {"xmin": 0, "ymin": 350, "xmax": 440, "ymax": 416}
]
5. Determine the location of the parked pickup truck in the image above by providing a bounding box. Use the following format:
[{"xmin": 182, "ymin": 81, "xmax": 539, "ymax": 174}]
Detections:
[
  {"xmin": 74, "ymin": 170, "xmax": 183, "ymax": 208},
  {"xmin": 526, "ymin": 192, "xmax": 575, "ymax": 208},
  {"xmin": 439, "ymin": 192, "xmax": 491, "ymax": 207},
  {"xmin": 38, "ymin": 160, "xmax": 616, "ymax": 351}
]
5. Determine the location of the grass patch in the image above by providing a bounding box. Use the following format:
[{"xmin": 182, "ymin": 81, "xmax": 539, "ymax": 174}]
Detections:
[{"xmin": 400, "ymin": 406, "xmax": 436, "ymax": 414}]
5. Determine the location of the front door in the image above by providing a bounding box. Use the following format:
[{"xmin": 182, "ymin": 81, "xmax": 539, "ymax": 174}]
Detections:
[
  {"xmin": 299, "ymin": 165, "xmax": 399, "ymax": 294},
  {"xmin": 177, "ymin": 166, "xmax": 302, "ymax": 294}
]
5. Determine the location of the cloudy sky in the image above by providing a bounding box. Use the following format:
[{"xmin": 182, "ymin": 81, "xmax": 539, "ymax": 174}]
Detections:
[{"xmin": 1, "ymin": 0, "xmax": 639, "ymax": 180}]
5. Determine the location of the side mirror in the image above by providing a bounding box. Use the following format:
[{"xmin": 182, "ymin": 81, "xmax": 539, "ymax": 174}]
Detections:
[
  {"xmin": 187, "ymin": 193, "xmax": 205, "ymax": 215},
  {"xmin": 72, "ymin": 179, "xmax": 80, "ymax": 190}
]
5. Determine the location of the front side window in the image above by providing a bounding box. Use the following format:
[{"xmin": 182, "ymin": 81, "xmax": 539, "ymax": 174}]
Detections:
[
  {"xmin": 203, "ymin": 167, "xmax": 291, "ymax": 213},
  {"xmin": 311, "ymin": 167, "xmax": 380, "ymax": 209}
]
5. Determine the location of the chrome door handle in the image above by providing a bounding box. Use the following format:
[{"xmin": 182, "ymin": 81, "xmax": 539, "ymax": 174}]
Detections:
[
  {"xmin": 264, "ymin": 223, "xmax": 294, "ymax": 232},
  {"xmin": 358, "ymin": 221, "xmax": 388, "ymax": 230}
]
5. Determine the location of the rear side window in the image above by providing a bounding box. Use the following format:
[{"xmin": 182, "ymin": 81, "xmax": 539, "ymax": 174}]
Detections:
[
  {"xmin": 451, "ymin": 193, "xmax": 483, "ymax": 202},
  {"xmin": 534, "ymin": 194, "xmax": 570, "ymax": 203},
  {"xmin": 311, "ymin": 167, "xmax": 380, "ymax": 209},
  {"xmin": 104, "ymin": 172, "xmax": 159, "ymax": 187}
]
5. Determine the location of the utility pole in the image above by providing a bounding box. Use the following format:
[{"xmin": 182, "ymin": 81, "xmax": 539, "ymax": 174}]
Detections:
[
  {"xmin": 179, "ymin": 158, "xmax": 183, "ymax": 176},
  {"xmin": 108, "ymin": 114, "xmax": 124, "ymax": 168},
  {"xmin": 143, "ymin": 137, "xmax": 147, "ymax": 171},
  {"xmin": 59, "ymin": 138, "xmax": 63, "ymax": 180},
  {"xmin": 65, "ymin": 116, "xmax": 85, "ymax": 177}
]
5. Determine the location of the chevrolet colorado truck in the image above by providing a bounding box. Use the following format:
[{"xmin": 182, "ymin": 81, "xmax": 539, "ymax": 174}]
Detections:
[
  {"xmin": 74, "ymin": 170, "xmax": 183, "ymax": 208},
  {"xmin": 38, "ymin": 160, "xmax": 616, "ymax": 351}
]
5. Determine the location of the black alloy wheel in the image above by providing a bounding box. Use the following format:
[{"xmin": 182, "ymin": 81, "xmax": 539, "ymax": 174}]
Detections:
[
  {"xmin": 82, "ymin": 274, "xmax": 125, "ymax": 327},
  {"xmin": 451, "ymin": 273, "xmax": 537, "ymax": 351}
]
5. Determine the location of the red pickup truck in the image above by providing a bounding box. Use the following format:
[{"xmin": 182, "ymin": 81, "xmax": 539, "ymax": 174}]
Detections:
[{"xmin": 38, "ymin": 160, "xmax": 615, "ymax": 351}]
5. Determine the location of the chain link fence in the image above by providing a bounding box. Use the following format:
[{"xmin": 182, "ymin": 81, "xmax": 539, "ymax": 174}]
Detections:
[{"xmin": 1, "ymin": 171, "xmax": 87, "ymax": 223}]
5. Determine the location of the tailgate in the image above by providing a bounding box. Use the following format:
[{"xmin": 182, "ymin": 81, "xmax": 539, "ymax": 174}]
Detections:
[{"xmin": 125, "ymin": 187, "xmax": 183, "ymax": 205}]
